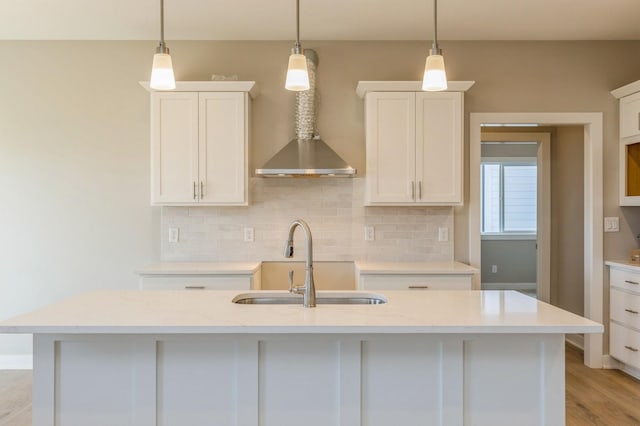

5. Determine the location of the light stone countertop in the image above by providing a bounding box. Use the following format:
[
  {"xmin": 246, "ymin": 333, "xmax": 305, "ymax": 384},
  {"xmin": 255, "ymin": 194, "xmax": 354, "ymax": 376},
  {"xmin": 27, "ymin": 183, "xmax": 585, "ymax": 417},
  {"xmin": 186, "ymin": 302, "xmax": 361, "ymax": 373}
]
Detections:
[
  {"xmin": 605, "ymin": 259, "xmax": 640, "ymax": 272},
  {"xmin": 0, "ymin": 290, "xmax": 602, "ymax": 335},
  {"xmin": 136, "ymin": 262, "xmax": 262, "ymax": 275},
  {"xmin": 355, "ymin": 261, "xmax": 478, "ymax": 275}
]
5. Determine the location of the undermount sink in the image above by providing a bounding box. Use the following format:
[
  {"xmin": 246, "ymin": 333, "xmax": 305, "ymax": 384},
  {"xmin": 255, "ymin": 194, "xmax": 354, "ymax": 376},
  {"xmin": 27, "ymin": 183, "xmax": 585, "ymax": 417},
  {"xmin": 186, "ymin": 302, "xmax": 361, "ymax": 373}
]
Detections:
[{"xmin": 232, "ymin": 292, "xmax": 387, "ymax": 305}]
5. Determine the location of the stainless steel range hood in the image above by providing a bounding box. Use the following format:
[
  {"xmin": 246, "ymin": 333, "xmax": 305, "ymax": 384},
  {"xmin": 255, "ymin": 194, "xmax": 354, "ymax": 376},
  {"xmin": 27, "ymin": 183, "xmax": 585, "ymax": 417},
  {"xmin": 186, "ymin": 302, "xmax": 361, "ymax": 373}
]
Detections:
[
  {"xmin": 255, "ymin": 137, "xmax": 356, "ymax": 177},
  {"xmin": 255, "ymin": 49, "xmax": 356, "ymax": 178}
]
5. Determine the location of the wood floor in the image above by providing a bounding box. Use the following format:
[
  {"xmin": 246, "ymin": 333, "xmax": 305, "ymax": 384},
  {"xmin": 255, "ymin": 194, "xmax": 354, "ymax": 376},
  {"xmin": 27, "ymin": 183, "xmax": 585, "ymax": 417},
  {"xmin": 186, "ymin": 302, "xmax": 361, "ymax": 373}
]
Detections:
[{"xmin": 0, "ymin": 344, "xmax": 638, "ymax": 425}]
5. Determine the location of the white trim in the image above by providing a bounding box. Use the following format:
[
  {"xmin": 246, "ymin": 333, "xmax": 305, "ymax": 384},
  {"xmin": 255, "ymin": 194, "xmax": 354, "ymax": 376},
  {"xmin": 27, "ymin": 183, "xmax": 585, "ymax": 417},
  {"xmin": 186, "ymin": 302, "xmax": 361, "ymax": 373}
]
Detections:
[
  {"xmin": 481, "ymin": 234, "xmax": 537, "ymax": 240},
  {"xmin": 0, "ymin": 354, "xmax": 33, "ymax": 370},
  {"xmin": 611, "ymin": 80, "xmax": 640, "ymax": 99},
  {"xmin": 355, "ymin": 81, "xmax": 475, "ymax": 98},
  {"xmin": 139, "ymin": 81, "xmax": 259, "ymax": 98},
  {"xmin": 603, "ymin": 355, "xmax": 640, "ymax": 380},
  {"xmin": 565, "ymin": 334, "xmax": 584, "ymax": 350},
  {"xmin": 481, "ymin": 156, "xmax": 537, "ymax": 163},
  {"xmin": 470, "ymin": 113, "xmax": 604, "ymax": 369},
  {"xmin": 481, "ymin": 282, "xmax": 536, "ymax": 291}
]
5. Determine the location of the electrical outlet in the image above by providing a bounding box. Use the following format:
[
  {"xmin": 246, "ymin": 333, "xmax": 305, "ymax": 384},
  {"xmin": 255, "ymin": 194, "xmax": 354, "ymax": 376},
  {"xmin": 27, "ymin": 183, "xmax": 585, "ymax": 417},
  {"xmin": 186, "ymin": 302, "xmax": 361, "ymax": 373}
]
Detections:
[
  {"xmin": 168, "ymin": 227, "xmax": 179, "ymax": 243},
  {"xmin": 244, "ymin": 227, "xmax": 254, "ymax": 242},
  {"xmin": 365, "ymin": 226, "xmax": 375, "ymax": 241},
  {"xmin": 438, "ymin": 227, "xmax": 449, "ymax": 242},
  {"xmin": 491, "ymin": 265, "xmax": 498, "ymax": 273},
  {"xmin": 604, "ymin": 217, "xmax": 619, "ymax": 233}
]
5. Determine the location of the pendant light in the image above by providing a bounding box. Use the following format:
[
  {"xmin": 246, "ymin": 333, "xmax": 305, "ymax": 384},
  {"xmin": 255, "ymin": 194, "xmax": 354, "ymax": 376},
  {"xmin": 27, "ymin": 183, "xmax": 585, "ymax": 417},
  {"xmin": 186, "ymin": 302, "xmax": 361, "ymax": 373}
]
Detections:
[
  {"xmin": 285, "ymin": 0, "xmax": 310, "ymax": 91},
  {"xmin": 150, "ymin": 0, "xmax": 176, "ymax": 90},
  {"xmin": 422, "ymin": 0, "xmax": 447, "ymax": 91}
]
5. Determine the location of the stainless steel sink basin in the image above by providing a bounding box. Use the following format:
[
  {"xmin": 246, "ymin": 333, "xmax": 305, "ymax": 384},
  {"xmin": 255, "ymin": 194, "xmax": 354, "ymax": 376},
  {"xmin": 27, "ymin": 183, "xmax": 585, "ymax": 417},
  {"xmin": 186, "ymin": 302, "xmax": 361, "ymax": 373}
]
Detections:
[{"xmin": 232, "ymin": 291, "xmax": 387, "ymax": 305}]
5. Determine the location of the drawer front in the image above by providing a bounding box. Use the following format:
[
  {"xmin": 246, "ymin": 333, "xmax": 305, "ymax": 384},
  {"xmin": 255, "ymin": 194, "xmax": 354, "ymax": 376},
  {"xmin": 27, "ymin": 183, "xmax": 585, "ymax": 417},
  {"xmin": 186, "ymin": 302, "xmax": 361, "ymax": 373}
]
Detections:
[
  {"xmin": 610, "ymin": 288, "xmax": 640, "ymax": 329},
  {"xmin": 610, "ymin": 268, "xmax": 640, "ymax": 293},
  {"xmin": 610, "ymin": 322, "xmax": 640, "ymax": 369},
  {"xmin": 140, "ymin": 275, "xmax": 254, "ymax": 290},
  {"xmin": 358, "ymin": 274, "xmax": 472, "ymax": 291}
]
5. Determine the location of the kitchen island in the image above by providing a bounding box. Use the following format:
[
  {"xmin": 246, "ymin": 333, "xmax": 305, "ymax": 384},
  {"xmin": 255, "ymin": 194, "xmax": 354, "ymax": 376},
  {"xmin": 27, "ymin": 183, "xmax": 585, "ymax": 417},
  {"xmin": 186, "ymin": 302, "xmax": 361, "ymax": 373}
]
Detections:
[{"xmin": 0, "ymin": 290, "xmax": 602, "ymax": 426}]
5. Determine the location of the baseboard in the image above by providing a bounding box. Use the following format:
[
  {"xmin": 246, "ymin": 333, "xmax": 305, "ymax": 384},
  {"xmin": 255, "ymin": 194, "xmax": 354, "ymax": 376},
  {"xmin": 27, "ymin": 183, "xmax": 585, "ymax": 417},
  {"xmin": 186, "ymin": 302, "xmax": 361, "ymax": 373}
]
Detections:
[
  {"xmin": 0, "ymin": 355, "xmax": 32, "ymax": 370},
  {"xmin": 565, "ymin": 334, "xmax": 584, "ymax": 350},
  {"xmin": 603, "ymin": 355, "xmax": 640, "ymax": 380},
  {"xmin": 481, "ymin": 282, "xmax": 536, "ymax": 291}
]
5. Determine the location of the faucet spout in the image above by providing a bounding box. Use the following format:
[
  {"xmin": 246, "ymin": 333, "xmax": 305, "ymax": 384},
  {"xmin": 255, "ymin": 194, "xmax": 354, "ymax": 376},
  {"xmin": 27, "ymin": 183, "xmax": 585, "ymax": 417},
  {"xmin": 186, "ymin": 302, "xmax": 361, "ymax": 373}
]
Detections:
[{"xmin": 284, "ymin": 219, "xmax": 316, "ymax": 307}]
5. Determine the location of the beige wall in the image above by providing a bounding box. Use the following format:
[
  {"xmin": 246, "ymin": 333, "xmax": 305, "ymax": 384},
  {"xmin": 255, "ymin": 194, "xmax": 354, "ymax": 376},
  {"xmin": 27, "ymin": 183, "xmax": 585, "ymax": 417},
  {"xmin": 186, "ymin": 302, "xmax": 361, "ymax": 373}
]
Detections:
[
  {"xmin": 551, "ymin": 126, "xmax": 585, "ymax": 315},
  {"xmin": 2, "ymin": 40, "xmax": 640, "ymax": 359}
]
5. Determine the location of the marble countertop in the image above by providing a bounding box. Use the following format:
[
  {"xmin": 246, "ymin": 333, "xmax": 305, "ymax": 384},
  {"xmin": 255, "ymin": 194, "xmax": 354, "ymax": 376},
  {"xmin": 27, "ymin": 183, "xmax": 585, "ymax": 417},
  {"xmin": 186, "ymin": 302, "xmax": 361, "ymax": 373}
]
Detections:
[
  {"xmin": 0, "ymin": 290, "xmax": 602, "ymax": 335},
  {"xmin": 136, "ymin": 262, "xmax": 262, "ymax": 275},
  {"xmin": 355, "ymin": 261, "xmax": 478, "ymax": 275}
]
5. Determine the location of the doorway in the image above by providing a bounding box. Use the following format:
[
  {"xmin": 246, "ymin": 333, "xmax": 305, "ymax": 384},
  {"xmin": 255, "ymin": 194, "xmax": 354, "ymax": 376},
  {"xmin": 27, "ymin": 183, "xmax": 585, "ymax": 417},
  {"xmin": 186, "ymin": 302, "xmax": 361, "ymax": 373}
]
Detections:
[
  {"xmin": 479, "ymin": 132, "xmax": 550, "ymax": 302},
  {"xmin": 469, "ymin": 113, "xmax": 603, "ymax": 368}
]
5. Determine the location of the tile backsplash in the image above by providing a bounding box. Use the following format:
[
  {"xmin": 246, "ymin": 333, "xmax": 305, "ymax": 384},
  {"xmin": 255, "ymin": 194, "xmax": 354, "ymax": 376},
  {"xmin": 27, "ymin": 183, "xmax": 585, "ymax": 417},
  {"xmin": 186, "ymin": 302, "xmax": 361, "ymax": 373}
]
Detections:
[{"xmin": 161, "ymin": 178, "xmax": 453, "ymax": 262}]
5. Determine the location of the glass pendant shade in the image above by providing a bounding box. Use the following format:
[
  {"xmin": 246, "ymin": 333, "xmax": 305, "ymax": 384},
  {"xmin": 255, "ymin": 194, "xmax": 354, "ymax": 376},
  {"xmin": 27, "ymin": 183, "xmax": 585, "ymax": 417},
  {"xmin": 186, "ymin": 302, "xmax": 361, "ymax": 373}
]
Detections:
[
  {"xmin": 285, "ymin": 53, "xmax": 310, "ymax": 91},
  {"xmin": 422, "ymin": 54, "xmax": 447, "ymax": 91},
  {"xmin": 150, "ymin": 52, "xmax": 176, "ymax": 90}
]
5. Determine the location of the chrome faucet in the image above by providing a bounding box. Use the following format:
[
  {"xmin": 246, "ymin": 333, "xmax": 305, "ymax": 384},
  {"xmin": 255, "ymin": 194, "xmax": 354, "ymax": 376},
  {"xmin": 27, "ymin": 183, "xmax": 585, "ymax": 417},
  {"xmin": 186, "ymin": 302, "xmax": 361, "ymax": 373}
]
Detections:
[{"xmin": 284, "ymin": 219, "xmax": 316, "ymax": 307}]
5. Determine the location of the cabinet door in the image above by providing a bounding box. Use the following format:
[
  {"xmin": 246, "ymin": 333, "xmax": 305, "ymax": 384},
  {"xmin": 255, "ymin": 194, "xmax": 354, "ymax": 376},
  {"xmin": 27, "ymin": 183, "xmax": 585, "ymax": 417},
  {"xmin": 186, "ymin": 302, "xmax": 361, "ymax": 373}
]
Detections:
[
  {"xmin": 151, "ymin": 92, "xmax": 199, "ymax": 204},
  {"xmin": 198, "ymin": 92, "xmax": 248, "ymax": 205},
  {"xmin": 365, "ymin": 92, "xmax": 416, "ymax": 204},
  {"xmin": 620, "ymin": 91, "xmax": 640, "ymax": 139},
  {"xmin": 415, "ymin": 92, "xmax": 463, "ymax": 204}
]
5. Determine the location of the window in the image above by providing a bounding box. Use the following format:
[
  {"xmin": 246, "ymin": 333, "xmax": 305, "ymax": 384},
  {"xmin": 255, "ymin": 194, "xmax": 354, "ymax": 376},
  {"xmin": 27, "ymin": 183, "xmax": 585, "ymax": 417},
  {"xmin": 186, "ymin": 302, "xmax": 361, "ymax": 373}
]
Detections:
[{"xmin": 481, "ymin": 161, "xmax": 537, "ymax": 234}]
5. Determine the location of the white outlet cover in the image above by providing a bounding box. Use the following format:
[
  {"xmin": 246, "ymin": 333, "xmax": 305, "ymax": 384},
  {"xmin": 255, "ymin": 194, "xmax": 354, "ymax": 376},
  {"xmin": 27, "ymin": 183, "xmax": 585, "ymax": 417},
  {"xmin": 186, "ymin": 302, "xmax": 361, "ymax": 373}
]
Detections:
[
  {"xmin": 168, "ymin": 227, "xmax": 179, "ymax": 243},
  {"xmin": 244, "ymin": 227, "xmax": 255, "ymax": 242},
  {"xmin": 365, "ymin": 226, "xmax": 375, "ymax": 241},
  {"xmin": 438, "ymin": 227, "xmax": 449, "ymax": 242},
  {"xmin": 604, "ymin": 217, "xmax": 619, "ymax": 233}
]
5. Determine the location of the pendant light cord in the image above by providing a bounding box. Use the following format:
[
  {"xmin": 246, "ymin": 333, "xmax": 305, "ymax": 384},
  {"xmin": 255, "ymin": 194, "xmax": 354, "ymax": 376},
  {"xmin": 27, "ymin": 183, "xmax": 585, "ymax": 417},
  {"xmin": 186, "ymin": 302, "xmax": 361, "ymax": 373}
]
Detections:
[
  {"xmin": 432, "ymin": 0, "xmax": 438, "ymax": 48},
  {"xmin": 160, "ymin": 0, "xmax": 165, "ymax": 48}
]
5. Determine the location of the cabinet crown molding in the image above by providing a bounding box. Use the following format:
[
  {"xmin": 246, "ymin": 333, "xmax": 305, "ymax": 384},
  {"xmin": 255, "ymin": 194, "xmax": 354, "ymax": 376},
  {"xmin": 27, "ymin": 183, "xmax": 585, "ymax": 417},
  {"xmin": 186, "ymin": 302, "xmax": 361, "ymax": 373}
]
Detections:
[
  {"xmin": 139, "ymin": 81, "xmax": 259, "ymax": 99},
  {"xmin": 356, "ymin": 81, "xmax": 475, "ymax": 98}
]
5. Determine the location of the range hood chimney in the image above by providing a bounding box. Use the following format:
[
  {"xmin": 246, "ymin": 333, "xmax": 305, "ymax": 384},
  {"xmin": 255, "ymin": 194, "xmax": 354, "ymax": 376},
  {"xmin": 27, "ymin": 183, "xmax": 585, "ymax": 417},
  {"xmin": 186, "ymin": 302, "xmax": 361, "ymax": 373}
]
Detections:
[{"xmin": 255, "ymin": 49, "xmax": 356, "ymax": 177}]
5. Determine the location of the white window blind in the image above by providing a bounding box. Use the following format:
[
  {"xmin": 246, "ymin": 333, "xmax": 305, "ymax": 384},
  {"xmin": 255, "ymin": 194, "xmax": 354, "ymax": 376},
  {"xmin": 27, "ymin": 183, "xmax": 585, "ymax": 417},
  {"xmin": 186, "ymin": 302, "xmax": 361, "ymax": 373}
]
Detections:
[{"xmin": 481, "ymin": 162, "xmax": 537, "ymax": 234}]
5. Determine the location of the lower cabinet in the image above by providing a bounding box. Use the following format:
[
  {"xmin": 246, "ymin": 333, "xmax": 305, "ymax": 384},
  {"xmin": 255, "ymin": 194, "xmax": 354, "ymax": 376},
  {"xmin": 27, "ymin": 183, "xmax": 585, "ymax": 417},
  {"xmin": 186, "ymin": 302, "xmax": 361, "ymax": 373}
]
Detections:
[
  {"xmin": 140, "ymin": 274, "xmax": 260, "ymax": 291},
  {"xmin": 358, "ymin": 273, "xmax": 472, "ymax": 290},
  {"xmin": 608, "ymin": 262, "xmax": 640, "ymax": 370}
]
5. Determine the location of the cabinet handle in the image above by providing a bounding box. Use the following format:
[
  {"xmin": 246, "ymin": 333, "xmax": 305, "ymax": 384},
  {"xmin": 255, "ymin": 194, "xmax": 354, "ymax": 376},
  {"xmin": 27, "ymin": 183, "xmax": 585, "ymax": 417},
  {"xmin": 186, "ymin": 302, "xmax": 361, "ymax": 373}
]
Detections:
[
  {"xmin": 637, "ymin": 111, "xmax": 640, "ymax": 131},
  {"xmin": 624, "ymin": 345, "xmax": 639, "ymax": 352},
  {"xmin": 411, "ymin": 181, "xmax": 415, "ymax": 200},
  {"xmin": 185, "ymin": 285, "xmax": 206, "ymax": 290},
  {"xmin": 624, "ymin": 280, "xmax": 639, "ymax": 285},
  {"xmin": 625, "ymin": 308, "xmax": 639, "ymax": 314},
  {"xmin": 193, "ymin": 182, "xmax": 197, "ymax": 200},
  {"xmin": 418, "ymin": 181, "xmax": 422, "ymax": 200},
  {"xmin": 200, "ymin": 181, "xmax": 204, "ymax": 199},
  {"xmin": 408, "ymin": 285, "xmax": 429, "ymax": 290}
]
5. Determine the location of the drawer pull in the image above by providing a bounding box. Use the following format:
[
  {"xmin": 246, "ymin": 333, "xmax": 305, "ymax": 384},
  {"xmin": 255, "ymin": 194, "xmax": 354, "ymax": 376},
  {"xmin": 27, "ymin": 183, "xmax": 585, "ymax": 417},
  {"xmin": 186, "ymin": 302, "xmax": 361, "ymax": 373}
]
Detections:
[
  {"xmin": 408, "ymin": 285, "xmax": 429, "ymax": 290},
  {"xmin": 624, "ymin": 280, "xmax": 639, "ymax": 285},
  {"xmin": 185, "ymin": 285, "xmax": 206, "ymax": 290},
  {"xmin": 625, "ymin": 309, "xmax": 639, "ymax": 314},
  {"xmin": 624, "ymin": 345, "xmax": 639, "ymax": 352}
]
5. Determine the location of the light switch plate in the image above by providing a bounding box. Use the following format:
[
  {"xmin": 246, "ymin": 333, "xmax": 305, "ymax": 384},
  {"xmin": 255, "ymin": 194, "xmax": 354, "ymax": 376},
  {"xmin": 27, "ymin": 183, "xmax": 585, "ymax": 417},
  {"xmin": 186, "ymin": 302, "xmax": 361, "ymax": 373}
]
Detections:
[
  {"xmin": 604, "ymin": 217, "xmax": 619, "ymax": 233},
  {"xmin": 168, "ymin": 227, "xmax": 179, "ymax": 243}
]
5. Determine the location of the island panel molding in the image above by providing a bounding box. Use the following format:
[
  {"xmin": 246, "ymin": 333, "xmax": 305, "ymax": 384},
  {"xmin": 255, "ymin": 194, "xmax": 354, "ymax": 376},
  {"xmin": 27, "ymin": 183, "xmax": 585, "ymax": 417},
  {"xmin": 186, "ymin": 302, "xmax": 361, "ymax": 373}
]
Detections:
[{"xmin": 32, "ymin": 333, "xmax": 564, "ymax": 426}]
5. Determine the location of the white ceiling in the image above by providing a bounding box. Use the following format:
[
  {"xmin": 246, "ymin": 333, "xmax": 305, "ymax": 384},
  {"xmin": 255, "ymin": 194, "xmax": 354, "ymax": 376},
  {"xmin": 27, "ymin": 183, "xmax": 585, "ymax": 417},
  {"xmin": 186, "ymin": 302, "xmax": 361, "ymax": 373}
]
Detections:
[{"xmin": 2, "ymin": 0, "xmax": 640, "ymax": 41}]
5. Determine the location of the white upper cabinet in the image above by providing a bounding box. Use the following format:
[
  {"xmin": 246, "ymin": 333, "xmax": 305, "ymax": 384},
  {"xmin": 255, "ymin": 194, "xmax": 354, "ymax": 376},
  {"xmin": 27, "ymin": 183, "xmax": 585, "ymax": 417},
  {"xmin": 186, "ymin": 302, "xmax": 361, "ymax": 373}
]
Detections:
[
  {"xmin": 143, "ymin": 81, "xmax": 256, "ymax": 206},
  {"xmin": 611, "ymin": 81, "xmax": 640, "ymax": 206},
  {"xmin": 358, "ymin": 81, "xmax": 472, "ymax": 206}
]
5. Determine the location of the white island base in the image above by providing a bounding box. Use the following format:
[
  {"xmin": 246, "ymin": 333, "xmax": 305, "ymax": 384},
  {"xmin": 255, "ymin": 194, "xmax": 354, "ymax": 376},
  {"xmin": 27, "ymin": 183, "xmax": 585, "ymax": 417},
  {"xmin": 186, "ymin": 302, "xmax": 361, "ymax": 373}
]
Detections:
[
  {"xmin": 34, "ymin": 332, "xmax": 564, "ymax": 426},
  {"xmin": 0, "ymin": 290, "xmax": 601, "ymax": 426}
]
